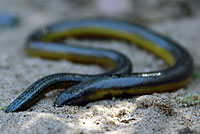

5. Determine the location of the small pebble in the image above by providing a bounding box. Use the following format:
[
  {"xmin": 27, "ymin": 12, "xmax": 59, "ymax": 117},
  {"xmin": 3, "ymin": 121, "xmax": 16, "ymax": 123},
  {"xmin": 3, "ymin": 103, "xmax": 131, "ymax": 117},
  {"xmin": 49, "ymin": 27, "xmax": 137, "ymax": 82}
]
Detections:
[
  {"xmin": 0, "ymin": 12, "xmax": 19, "ymax": 28},
  {"xmin": 177, "ymin": 126, "xmax": 191, "ymax": 134}
]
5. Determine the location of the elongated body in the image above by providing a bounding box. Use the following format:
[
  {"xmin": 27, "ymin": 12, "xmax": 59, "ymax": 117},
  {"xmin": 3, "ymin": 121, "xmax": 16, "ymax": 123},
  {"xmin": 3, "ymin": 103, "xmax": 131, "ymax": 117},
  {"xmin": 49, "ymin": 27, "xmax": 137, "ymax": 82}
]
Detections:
[{"xmin": 6, "ymin": 19, "xmax": 193, "ymax": 112}]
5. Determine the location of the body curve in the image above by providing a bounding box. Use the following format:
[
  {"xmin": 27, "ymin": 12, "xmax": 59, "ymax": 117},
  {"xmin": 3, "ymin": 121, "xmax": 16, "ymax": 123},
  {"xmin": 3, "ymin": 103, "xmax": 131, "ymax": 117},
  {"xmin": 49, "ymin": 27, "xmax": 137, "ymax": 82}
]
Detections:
[{"xmin": 6, "ymin": 19, "xmax": 193, "ymax": 112}]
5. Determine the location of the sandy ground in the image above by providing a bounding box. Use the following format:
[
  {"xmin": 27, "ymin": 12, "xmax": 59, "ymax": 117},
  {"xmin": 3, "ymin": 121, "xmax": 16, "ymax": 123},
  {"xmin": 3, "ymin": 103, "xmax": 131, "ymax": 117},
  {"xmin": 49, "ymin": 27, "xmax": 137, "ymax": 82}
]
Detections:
[{"xmin": 0, "ymin": 0, "xmax": 199, "ymax": 134}]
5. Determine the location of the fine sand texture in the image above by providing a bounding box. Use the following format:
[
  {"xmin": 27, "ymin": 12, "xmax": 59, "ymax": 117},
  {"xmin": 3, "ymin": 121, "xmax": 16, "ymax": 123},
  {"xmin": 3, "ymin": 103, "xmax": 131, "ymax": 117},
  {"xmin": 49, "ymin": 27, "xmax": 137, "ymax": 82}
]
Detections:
[{"xmin": 0, "ymin": 0, "xmax": 199, "ymax": 134}]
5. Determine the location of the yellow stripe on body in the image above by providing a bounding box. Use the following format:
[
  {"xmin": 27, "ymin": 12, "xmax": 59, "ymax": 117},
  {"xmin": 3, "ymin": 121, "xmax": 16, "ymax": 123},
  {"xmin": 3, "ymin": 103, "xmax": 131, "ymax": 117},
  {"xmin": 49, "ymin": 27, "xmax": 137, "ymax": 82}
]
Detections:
[
  {"xmin": 88, "ymin": 75, "xmax": 192, "ymax": 101},
  {"xmin": 42, "ymin": 27, "xmax": 175, "ymax": 66},
  {"xmin": 25, "ymin": 48, "xmax": 116, "ymax": 68}
]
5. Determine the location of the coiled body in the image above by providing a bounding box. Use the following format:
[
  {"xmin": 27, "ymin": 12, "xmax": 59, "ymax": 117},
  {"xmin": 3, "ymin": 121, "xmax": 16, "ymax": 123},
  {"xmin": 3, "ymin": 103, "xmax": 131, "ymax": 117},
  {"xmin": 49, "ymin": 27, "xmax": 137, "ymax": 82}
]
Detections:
[{"xmin": 6, "ymin": 19, "xmax": 193, "ymax": 112}]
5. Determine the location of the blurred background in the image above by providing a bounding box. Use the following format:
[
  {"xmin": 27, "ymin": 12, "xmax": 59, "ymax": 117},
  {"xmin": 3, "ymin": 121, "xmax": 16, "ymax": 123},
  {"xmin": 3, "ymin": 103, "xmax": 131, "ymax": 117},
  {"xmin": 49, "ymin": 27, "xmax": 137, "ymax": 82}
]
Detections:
[
  {"xmin": 0, "ymin": 0, "xmax": 200, "ymax": 26},
  {"xmin": 0, "ymin": 0, "xmax": 200, "ymax": 70}
]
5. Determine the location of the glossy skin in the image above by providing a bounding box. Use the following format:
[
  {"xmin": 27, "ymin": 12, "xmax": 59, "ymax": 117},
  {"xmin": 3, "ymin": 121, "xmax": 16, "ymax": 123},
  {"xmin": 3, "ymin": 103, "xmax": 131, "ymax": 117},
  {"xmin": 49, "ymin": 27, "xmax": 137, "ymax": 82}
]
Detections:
[{"xmin": 5, "ymin": 19, "xmax": 193, "ymax": 112}]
